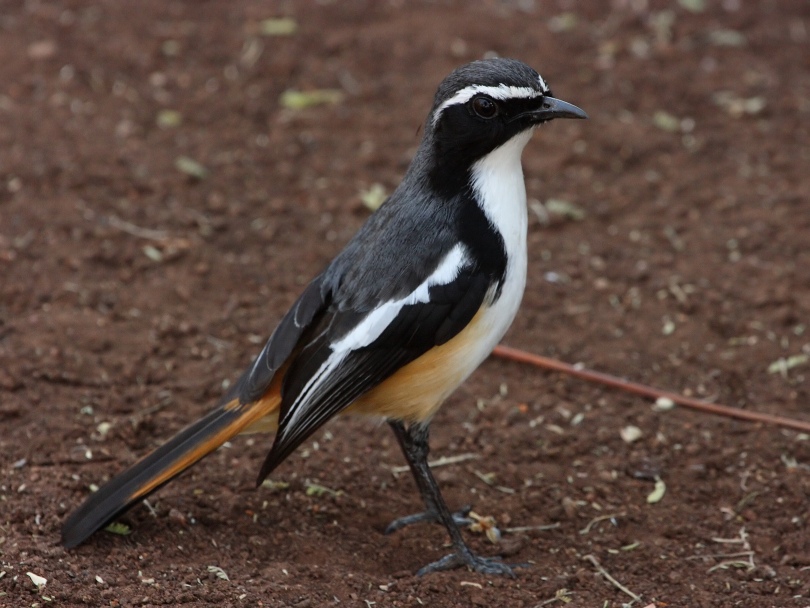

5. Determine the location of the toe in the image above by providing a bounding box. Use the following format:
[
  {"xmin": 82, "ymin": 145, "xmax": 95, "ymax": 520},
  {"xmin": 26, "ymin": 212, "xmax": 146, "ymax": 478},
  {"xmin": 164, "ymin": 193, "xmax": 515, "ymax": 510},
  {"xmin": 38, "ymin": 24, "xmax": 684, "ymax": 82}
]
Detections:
[{"xmin": 415, "ymin": 552, "xmax": 528, "ymax": 577}]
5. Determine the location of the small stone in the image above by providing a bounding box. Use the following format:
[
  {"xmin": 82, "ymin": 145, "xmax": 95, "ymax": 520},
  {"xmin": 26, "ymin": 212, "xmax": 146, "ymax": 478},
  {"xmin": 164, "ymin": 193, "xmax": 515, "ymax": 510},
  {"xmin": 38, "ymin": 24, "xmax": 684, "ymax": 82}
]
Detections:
[
  {"xmin": 28, "ymin": 40, "xmax": 57, "ymax": 59},
  {"xmin": 620, "ymin": 425, "xmax": 643, "ymax": 443}
]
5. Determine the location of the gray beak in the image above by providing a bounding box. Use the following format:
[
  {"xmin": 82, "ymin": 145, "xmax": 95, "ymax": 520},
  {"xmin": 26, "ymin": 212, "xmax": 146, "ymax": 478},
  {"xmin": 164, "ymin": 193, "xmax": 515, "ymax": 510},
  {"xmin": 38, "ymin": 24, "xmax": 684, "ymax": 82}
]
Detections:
[{"xmin": 530, "ymin": 96, "xmax": 588, "ymax": 121}]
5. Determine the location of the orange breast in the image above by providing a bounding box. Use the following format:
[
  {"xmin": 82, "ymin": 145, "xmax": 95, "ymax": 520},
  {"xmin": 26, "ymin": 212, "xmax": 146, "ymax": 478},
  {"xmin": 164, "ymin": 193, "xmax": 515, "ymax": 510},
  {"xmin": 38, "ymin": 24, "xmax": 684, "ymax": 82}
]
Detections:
[
  {"xmin": 243, "ymin": 304, "xmax": 492, "ymax": 432},
  {"xmin": 347, "ymin": 305, "xmax": 491, "ymax": 422}
]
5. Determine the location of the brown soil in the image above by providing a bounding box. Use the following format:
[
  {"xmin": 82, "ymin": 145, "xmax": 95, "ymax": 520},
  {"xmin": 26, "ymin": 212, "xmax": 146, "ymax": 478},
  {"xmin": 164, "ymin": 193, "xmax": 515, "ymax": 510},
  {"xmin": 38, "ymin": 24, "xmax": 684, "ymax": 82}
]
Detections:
[{"xmin": 2, "ymin": 1, "xmax": 809, "ymax": 607}]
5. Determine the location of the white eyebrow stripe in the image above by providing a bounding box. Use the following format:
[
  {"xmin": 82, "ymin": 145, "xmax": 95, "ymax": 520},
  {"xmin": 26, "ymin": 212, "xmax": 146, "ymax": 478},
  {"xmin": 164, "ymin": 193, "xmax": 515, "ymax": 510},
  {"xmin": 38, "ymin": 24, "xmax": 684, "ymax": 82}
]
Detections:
[
  {"xmin": 537, "ymin": 73, "xmax": 548, "ymax": 92},
  {"xmin": 432, "ymin": 81, "xmax": 548, "ymax": 126}
]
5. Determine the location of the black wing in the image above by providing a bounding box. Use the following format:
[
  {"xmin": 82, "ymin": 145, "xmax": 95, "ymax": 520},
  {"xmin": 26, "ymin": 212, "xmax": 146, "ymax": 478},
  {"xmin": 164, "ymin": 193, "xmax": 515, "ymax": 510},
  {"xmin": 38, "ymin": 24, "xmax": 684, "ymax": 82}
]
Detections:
[
  {"xmin": 257, "ymin": 266, "xmax": 493, "ymax": 482},
  {"xmin": 233, "ymin": 274, "xmax": 330, "ymax": 404}
]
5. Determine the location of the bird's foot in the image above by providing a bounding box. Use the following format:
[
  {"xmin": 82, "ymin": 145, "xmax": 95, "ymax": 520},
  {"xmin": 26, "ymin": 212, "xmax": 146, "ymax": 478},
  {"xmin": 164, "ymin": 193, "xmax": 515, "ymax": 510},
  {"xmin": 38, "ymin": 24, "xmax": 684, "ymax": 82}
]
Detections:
[
  {"xmin": 384, "ymin": 505, "xmax": 473, "ymax": 535},
  {"xmin": 416, "ymin": 549, "xmax": 527, "ymax": 577}
]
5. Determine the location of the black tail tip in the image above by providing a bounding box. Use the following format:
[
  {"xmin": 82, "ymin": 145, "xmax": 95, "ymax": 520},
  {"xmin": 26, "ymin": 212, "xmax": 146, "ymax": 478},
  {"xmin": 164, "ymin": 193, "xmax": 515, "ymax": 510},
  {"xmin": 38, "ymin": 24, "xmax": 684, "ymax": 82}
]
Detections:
[{"xmin": 60, "ymin": 522, "xmax": 92, "ymax": 549}]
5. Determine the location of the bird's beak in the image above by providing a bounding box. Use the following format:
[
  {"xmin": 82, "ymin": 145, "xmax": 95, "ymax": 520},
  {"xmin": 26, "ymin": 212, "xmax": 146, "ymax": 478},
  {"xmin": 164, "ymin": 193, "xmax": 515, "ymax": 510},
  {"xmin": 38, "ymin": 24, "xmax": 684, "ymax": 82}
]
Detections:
[{"xmin": 528, "ymin": 96, "xmax": 588, "ymax": 122}]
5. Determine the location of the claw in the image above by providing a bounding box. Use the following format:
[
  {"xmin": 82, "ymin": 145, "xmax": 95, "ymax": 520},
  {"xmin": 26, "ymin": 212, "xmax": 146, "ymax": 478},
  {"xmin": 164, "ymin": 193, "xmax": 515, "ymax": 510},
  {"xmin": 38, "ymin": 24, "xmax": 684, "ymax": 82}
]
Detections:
[{"xmin": 416, "ymin": 551, "xmax": 527, "ymax": 577}]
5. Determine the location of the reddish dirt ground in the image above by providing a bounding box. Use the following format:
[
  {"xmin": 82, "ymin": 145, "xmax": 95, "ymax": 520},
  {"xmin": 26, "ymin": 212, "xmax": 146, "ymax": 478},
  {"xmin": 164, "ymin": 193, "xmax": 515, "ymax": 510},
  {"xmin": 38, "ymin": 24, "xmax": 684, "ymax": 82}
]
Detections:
[{"xmin": 2, "ymin": 1, "xmax": 809, "ymax": 606}]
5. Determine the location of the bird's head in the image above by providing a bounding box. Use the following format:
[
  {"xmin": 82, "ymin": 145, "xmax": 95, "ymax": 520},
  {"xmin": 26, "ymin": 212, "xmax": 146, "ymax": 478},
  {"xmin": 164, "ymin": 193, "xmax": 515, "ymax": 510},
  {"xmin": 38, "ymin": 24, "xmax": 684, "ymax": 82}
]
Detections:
[{"xmin": 425, "ymin": 58, "xmax": 586, "ymax": 175}]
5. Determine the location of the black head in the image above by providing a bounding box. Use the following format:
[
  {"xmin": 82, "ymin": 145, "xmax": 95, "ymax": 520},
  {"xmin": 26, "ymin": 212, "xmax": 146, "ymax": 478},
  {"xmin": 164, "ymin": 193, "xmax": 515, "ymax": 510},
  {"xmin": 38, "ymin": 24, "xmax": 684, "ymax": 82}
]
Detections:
[{"xmin": 425, "ymin": 58, "xmax": 586, "ymax": 173}]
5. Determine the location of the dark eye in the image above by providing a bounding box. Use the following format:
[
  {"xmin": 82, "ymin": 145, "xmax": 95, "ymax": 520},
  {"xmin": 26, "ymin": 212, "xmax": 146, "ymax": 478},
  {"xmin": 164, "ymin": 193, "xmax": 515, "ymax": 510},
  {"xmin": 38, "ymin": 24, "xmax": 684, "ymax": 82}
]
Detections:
[{"xmin": 471, "ymin": 96, "xmax": 498, "ymax": 119}]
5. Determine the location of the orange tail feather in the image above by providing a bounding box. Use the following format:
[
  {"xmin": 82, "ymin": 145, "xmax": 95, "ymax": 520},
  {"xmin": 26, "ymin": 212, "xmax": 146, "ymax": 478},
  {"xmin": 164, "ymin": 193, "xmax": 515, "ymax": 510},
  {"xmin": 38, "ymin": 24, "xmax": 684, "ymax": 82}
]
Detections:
[{"xmin": 61, "ymin": 392, "xmax": 280, "ymax": 548}]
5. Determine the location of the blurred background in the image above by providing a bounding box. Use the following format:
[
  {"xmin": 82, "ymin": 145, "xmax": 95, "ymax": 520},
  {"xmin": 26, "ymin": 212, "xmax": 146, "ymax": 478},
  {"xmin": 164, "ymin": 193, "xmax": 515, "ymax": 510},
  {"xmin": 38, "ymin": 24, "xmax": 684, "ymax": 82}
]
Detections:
[{"xmin": 1, "ymin": 1, "xmax": 808, "ymax": 606}]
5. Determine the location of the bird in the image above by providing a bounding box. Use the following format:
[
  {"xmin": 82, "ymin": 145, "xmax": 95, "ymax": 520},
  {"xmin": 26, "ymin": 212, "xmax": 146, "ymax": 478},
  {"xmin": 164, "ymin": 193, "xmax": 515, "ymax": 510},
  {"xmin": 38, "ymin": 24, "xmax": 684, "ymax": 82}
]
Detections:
[{"xmin": 61, "ymin": 57, "xmax": 586, "ymax": 576}]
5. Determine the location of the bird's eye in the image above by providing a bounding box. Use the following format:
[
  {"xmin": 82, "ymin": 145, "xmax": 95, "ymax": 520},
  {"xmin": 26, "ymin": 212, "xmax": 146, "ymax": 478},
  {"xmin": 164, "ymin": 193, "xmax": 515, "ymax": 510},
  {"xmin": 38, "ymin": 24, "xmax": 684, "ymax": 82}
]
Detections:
[{"xmin": 471, "ymin": 96, "xmax": 498, "ymax": 119}]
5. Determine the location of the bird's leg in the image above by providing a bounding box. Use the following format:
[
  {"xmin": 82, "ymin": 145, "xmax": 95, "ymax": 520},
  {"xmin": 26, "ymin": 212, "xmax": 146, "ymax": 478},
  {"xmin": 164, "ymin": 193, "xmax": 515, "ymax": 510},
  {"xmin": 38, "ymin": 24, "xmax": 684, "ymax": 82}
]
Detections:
[
  {"xmin": 385, "ymin": 421, "xmax": 472, "ymax": 535},
  {"xmin": 384, "ymin": 460, "xmax": 472, "ymax": 534},
  {"xmin": 385, "ymin": 421, "xmax": 472, "ymax": 534},
  {"xmin": 386, "ymin": 420, "xmax": 522, "ymax": 577}
]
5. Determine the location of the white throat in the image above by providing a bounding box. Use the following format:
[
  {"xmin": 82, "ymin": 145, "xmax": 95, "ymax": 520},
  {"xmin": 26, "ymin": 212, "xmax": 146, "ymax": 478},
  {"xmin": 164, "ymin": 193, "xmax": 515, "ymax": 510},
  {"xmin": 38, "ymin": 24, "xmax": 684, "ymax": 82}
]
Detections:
[
  {"xmin": 469, "ymin": 130, "xmax": 532, "ymax": 259},
  {"xmin": 466, "ymin": 129, "xmax": 532, "ymax": 355}
]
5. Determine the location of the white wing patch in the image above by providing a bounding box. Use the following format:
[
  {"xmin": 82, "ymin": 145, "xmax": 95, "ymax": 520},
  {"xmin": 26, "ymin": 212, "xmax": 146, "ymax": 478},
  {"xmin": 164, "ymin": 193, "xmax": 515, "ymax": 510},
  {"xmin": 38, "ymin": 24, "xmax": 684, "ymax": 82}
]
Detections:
[
  {"xmin": 279, "ymin": 244, "xmax": 469, "ymax": 433},
  {"xmin": 433, "ymin": 78, "xmax": 549, "ymax": 126}
]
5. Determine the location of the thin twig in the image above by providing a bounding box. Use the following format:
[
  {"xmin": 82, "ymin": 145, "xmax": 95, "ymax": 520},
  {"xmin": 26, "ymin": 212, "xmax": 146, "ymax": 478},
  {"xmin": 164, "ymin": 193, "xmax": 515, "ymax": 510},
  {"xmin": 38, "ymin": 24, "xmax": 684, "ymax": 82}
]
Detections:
[
  {"xmin": 141, "ymin": 498, "xmax": 158, "ymax": 517},
  {"xmin": 534, "ymin": 588, "xmax": 574, "ymax": 606},
  {"xmin": 579, "ymin": 513, "xmax": 625, "ymax": 535},
  {"xmin": 687, "ymin": 551, "xmax": 756, "ymax": 561},
  {"xmin": 582, "ymin": 554, "xmax": 641, "ymax": 603},
  {"xmin": 504, "ymin": 523, "xmax": 560, "ymax": 533},
  {"xmin": 472, "ymin": 469, "xmax": 516, "ymax": 494},
  {"xmin": 492, "ymin": 345, "xmax": 810, "ymax": 433},
  {"xmin": 106, "ymin": 215, "xmax": 170, "ymax": 240},
  {"xmin": 706, "ymin": 527, "xmax": 755, "ymax": 572},
  {"xmin": 707, "ymin": 559, "xmax": 754, "ymax": 573},
  {"xmin": 389, "ymin": 453, "xmax": 479, "ymax": 475}
]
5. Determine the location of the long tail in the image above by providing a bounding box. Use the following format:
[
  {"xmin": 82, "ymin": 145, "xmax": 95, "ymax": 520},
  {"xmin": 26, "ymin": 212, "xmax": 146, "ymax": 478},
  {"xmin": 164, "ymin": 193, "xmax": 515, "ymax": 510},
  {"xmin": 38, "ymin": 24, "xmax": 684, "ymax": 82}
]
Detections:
[{"xmin": 61, "ymin": 392, "xmax": 280, "ymax": 549}]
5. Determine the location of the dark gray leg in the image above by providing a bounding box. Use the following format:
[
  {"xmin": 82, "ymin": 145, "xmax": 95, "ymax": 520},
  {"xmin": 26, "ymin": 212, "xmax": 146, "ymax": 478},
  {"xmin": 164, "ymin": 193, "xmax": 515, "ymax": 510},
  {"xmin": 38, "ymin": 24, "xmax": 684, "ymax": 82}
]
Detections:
[
  {"xmin": 387, "ymin": 420, "xmax": 522, "ymax": 577},
  {"xmin": 384, "ymin": 446, "xmax": 472, "ymax": 534}
]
